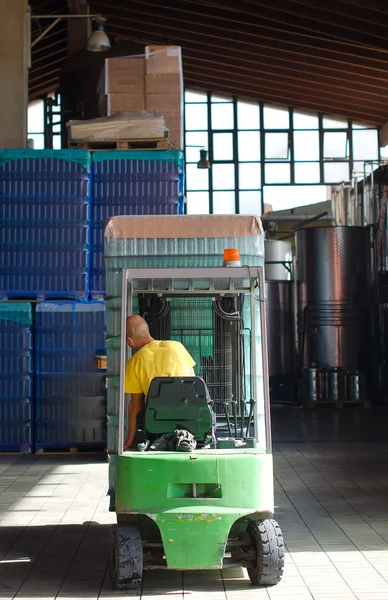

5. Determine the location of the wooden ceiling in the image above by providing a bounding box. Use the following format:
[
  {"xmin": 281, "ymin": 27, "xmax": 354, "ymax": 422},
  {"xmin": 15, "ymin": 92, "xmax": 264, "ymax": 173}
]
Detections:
[{"xmin": 30, "ymin": 0, "xmax": 388, "ymax": 125}]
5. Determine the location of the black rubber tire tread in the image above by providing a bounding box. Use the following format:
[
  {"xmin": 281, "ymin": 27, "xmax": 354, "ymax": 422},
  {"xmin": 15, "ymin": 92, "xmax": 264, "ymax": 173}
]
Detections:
[
  {"xmin": 247, "ymin": 518, "xmax": 284, "ymax": 586},
  {"xmin": 109, "ymin": 523, "xmax": 143, "ymax": 590}
]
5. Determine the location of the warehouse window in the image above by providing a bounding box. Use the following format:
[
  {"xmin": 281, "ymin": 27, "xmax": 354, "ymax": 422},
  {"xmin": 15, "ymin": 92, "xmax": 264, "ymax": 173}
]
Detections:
[
  {"xmin": 184, "ymin": 90, "xmax": 381, "ymax": 214},
  {"xmin": 48, "ymin": 94, "xmax": 62, "ymax": 149},
  {"xmin": 27, "ymin": 94, "xmax": 62, "ymax": 149},
  {"xmin": 28, "ymin": 100, "xmax": 45, "ymax": 149}
]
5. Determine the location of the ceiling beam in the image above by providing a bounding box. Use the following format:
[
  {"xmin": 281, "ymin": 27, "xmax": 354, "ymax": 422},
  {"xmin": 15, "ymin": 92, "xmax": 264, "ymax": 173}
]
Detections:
[
  {"xmin": 107, "ymin": 20, "xmax": 388, "ymax": 82},
  {"xmin": 184, "ymin": 75, "xmax": 382, "ymax": 124},
  {"xmin": 279, "ymin": 0, "xmax": 388, "ymax": 27},
  {"xmin": 225, "ymin": 0, "xmax": 388, "ymax": 42},
  {"xmin": 183, "ymin": 67, "xmax": 388, "ymax": 120},
  {"xmin": 29, "ymin": 67, "xmax": 62, "ymax": 84},
  {"xmin": 93, "ymin": 0, "xmax": 388, "ymax": 58},
  {"xmin": 336, "ymin": 0, "xmax": 388, "ymax": 13},
  {"xmin": 181, "ymin": 52, "xmax": 388, "ymax": 98},
  {"xmin": 96, "ymin": 9, "xmax": 388, "ymax": 74},
  {"xmin": 183, "ymin": 60, "xmax": 388, "ymax": 109}
]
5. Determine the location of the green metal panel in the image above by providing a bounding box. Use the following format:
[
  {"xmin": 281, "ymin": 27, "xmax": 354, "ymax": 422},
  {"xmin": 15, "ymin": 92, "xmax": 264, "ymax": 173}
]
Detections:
[
  {"xmin": 170, "ymin": 297, "xmax": 213, "ymax": 375},
  {"xmin": 0, "ymin": 302, "xmax": 32, "ymax": 326},
  {"xmin": 0, "ymin": 149, "xmax": 91, "ymax": 168},
  {"xmin": 115, "ymin": 450, "xmax": 274, "ymax": 569}
]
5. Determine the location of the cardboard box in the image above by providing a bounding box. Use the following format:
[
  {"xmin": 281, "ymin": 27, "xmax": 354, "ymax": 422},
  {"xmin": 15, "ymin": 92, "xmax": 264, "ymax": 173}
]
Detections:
[
  {"xmin": 145, "ymin": 74, "xmax": 182, "ymax": 95},
  {"xmin": 105, "ymin": 215, "xmax": 264, "ymax": 240},
  {"xmin": 107, "ymin": 74, "xmax": 144, "ymax": 95},
  {"xmin": 145, "ymin": 46, "xmax": 182, "ymax": 75},
  {"xmin": 145, "ymin": 93, "xmax": 182, "ymax": 113},
  {"xmin": 107, "ymin": 93, "xmax": 145, "ymax": 115},
  {"xmin": 164, "ymin": 116, "xmax": 182, "ymax": 148},
  {"xmin": 105, "ymin": 57, "xmax": 145, "ymax": 93},
  {"xmin": 163, "ymin": 111, "xmax": 182, "ymax": 131},
  {"xmin": 162, "ymin": 111, "xmax": 183, "ymax": 148},
  {"xmin": 168, "ymin": 129, "xmax": 183, "ymax": 149}
]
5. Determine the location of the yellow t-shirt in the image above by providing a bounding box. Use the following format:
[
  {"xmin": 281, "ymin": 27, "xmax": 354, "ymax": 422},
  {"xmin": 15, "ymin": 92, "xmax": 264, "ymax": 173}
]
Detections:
[{"xmin": 125, "ymin": 340, "xmax": 196, "ymax": 396}]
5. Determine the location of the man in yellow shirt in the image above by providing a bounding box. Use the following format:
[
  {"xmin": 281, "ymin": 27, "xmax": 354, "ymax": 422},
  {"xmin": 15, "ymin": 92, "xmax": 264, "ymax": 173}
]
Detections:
[{"xmin": 124, "ymin": 315, "xmax": 196, "ymax": 449}]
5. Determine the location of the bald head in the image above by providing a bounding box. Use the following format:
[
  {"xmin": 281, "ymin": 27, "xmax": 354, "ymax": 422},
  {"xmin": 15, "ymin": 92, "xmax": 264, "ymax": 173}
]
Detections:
[{"xmin": 126, "ymin": 316, "xmax": 154, "ymax": 350}]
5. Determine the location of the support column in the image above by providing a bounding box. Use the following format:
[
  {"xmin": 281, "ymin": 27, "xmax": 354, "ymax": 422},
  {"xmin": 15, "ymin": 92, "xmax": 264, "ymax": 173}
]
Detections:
[
  {"xmin": 0, "ymin": 0, "xmax": 28, "ymax": 148},
  {"xmin": 67, "ymin": 0, "xmax": 91, "ymax": 57},
  {"xmin": 382, "ymin": 120, "xmax": 388, "ymax": 149}
]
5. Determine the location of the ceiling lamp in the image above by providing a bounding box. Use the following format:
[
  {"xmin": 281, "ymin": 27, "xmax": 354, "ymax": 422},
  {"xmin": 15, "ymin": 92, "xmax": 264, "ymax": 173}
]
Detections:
[
  {"xmin": 31, "ymin": 14, "xmax": 110, "ymax": 52},
  {"xmin": 197, "ymin": 149, "xmax": 210, "ymax": 169},
  {"xmin": 87, "ymin": 17, "xmax": 110, "ymax": 52}
]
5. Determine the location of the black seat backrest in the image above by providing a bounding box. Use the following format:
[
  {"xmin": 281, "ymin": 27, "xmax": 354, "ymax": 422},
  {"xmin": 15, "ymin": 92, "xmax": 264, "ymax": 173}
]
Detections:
[{"xmin": 145, "ymin": 376, "xmax": 214, "ymax": 441}]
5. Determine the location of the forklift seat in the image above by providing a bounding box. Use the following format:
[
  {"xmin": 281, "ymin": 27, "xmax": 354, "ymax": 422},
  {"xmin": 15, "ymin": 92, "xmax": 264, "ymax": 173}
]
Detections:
[{"xmin": 145, "ymin": 377, "xmax": 215, "ymax": 442}]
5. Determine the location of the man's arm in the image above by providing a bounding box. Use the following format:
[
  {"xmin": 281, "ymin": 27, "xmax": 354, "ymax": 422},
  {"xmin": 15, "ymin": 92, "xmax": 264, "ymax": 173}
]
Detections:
[
  {"xmin": 124, "ymin": 356, "xmax": 143, "ymax": 450},
  {"xmin": 124, "ymin": 393, "xmax": 143, "ymax": 450},
  {"xmin": 184, "ymin": 347, "xmax": 196, "ymax": 375}
]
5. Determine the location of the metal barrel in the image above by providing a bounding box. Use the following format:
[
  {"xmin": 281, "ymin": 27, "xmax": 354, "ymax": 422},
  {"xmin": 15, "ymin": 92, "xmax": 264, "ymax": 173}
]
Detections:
[
  {"xmin": 327, "ymin": 368, "xmax": 347, "ymax": 401},
  {"xmin": 296, "ymin": 227, "xmax": 371, "ymax": 373},
  {"xmin": 304, "ymin": 366, "xmax": 320, "ymax": 402},
  {"xmin": 348, "ymin": 372, "xmax": 366, "ymax": 401}
]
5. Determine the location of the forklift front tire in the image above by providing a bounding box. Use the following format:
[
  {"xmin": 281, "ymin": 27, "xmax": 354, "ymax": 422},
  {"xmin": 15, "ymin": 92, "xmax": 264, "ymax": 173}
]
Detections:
[
  {"xmin": 247, "ymin": 519, "xmax": 284, "ymax": 586},
  {"xmin": 109, "ymin": 523, "xmax": 143, "ymax": 590}
]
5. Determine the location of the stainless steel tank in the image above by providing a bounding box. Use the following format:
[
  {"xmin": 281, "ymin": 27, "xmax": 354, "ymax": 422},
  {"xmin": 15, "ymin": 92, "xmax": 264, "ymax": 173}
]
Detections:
[
  {"xmin": 296, "ymin": 227, "xmax": 371, "ymax": 372},
  {"xmin": 265, "ymin": 240, "xmax": 292, "ymax": 281},
  {"xmin": 266, "ymin": 281, "xmax": 294, "ymax": 377}
]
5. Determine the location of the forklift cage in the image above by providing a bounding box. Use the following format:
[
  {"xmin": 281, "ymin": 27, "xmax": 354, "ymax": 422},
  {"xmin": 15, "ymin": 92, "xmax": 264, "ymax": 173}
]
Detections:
[{"xmin": 117, "ymin": 266, "xmax": 271, "ymax": 455}]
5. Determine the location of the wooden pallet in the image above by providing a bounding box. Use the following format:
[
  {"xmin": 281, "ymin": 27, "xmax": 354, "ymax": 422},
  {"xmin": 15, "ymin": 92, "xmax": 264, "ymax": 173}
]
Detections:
[
  {"xmin": 0, "ymin": 451, "xmax": 32, "ymax": 455},
  {"xmin": 35, "ymin": 446, "xmax": 107, "ymax": 455},
  {"xmin": 73, "ymin": 137, "xmax": 174, "ymax": 150}
]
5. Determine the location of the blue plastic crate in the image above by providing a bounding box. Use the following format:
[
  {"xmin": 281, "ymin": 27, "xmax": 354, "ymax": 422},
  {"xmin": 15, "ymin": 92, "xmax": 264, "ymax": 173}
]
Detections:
[
  {"xmin": 90, "ymin": 150, "xmax": 185, "ymax": 298},
  {"xmin": 34, "ymin": 301, "xmax": 106, "ymax": 449},
  {"xmin": 35, "ymin": 301, "xmax": 106, "ymax": 350},
  {"xmin": 0, "ymin": 149, "xmax": 91, "ymax": 300},
  {"xmin": 0, "ymin": 398, "xmax": 33, "ymax": 452},
  {"xmin": 0, "ymin": 302, "xmax": 33, "ymax": 452},
  {"xmin": 0, "ymin": 223, "xmax": 89, "ymax": 245},
  {"xmin": 0, "ymin": 265, "xmax": 89, "ymax": 301},
  {"xmin": 36, "ymin": 373, "xmax": 106, "ymax": 398},
  {"xmin": 34, "ymin": 395, "xmax": 106, "ymax": 449}
]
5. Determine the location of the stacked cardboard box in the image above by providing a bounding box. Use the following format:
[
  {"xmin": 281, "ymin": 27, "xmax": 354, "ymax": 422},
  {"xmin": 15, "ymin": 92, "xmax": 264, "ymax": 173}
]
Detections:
[
  {"xmin": 145, "ymin": 46, "xmax": 183, "ymax": 150},
  {"xmin": 105, "ymin": 56, "xmax": 145, "ymax": 114},
  {"xmin": 105, "ymin": 46, "xmax": 183, "ymax": 149}
]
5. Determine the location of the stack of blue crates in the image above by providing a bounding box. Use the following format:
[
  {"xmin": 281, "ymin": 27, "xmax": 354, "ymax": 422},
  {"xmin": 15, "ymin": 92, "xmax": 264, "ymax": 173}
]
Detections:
[
  {"xmin": 0, "ymin": 149, "xmax": 90, "ymax": 300},
  {"xmin": 34, "ymin": 302, "xmax": 106, "ymax": 450},
  {"xmin": 0, "ymin": 147, "xmax": 185, "ymax": 452},
  {"xmin": 0, "ymin": 303, "xmax": 33, "ymax": 452},
  {"xmin": 90, "ymin": 150, "xmax": 184, "ymax": 297}
]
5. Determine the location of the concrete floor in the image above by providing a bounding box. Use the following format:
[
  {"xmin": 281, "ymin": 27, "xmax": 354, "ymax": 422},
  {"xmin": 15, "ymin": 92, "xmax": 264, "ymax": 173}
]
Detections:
[{"xmin": 1, "ymin": 406, "xmax": 388, "ymax": 599}]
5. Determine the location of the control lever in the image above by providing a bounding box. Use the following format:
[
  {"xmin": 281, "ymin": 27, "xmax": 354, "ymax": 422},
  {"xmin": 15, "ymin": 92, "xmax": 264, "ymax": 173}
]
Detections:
[
  {"xmin": 224, "ymin": 401, "xmax": 232, "ymax": 437},
  {"xmin": 246, "ymin": 398, "xmax": 256, "ymax": 438},
  {"xmin": 240, "ymin": 398, "xmax": 246, "ymax": 439},
  {"xmin": 231, "ymin": 399, "xmax": 238, "ymax": 438}
]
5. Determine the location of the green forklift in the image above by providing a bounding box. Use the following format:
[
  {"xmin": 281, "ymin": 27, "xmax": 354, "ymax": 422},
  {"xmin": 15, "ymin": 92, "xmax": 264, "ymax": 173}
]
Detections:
[{"xmin": 109, "ymin": 265, "xmax": 284, "ymax": 589}]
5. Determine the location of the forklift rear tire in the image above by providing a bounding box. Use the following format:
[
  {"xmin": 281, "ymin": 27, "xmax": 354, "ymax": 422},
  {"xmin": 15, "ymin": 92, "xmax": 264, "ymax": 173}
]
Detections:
[
  {"xmin": 109, "ymin": 524, "xmax": 143, "ymax": 590},
  {"xmin": 247, "ymin": 519, "xmax": 284, "ymax": 586}
]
